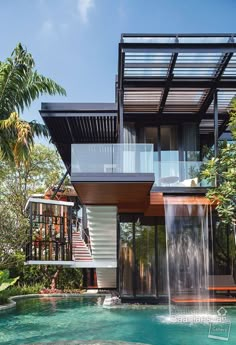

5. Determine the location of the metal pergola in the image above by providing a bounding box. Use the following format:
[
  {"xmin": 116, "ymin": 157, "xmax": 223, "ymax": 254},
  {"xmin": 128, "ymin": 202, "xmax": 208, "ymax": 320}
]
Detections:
[{"xmin": 118, "ymin": 34, "xmax": 236, "ymax": 146}]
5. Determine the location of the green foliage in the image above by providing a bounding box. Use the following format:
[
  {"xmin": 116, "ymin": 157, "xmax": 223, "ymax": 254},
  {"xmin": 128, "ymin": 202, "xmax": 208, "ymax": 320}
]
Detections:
[
  {"xmin": 0, "ymin": 43, "xmax": 66, "ymax": 163},
  {"xmin": 0, "ymin": 144, "xmax": 65, "ymax": 268},
  {"xmin": 0, "ymin": 283, "xmax": 44, "ymax": 305},
  {"xmin": 0, "ymin": 265, "xmax": 82, "ymax": 305},
  {"xmin": 19, "ymin": 265, "xmax": 82, "ymax": 290},
  {"xmin": 201, "ymin": 98, "xmax": 236, "ymax": 224},
  {"xmin": 0, "ymin": 270, "xmax": 19, "ymax": 292},
  {"xmin": 229, "ymin": 98, "xmax": 236, "ymax": 139}
]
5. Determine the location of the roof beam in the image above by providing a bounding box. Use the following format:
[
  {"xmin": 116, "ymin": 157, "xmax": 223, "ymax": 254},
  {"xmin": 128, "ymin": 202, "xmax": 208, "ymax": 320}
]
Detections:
[
  {"xmin": 198, "ymin": 52, "xmax": 234, "ymax": 115},
  {"xmin": 122, "ymin": 42, "xmax": 236, "ymax": 53},
  {"xmin": 121, "ymin": 33, "xmax": 236, "ymax": 38},
  {"xmin": 158, "ymin": 52, "xmax": 178, "ymax": 114},
  {"xmin": 123, "ymin": 79, "xmax": 236, "ymax": 88}
]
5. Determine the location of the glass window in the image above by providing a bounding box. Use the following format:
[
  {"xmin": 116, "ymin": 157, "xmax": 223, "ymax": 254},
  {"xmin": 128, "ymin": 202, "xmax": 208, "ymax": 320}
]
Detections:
[
  {"xmin": 135, "ymin": 220, "xmax": 156, "ymax": 296},
  {"xmin": 160, "ymin": 126, "xmax": 179, "ymax": 183},
  {"xmin": 144, "ymin": 127, "xmax": 158, "ymax": 147},
  {"xmin": 157, "ymin": 225, "xmax": 167, "ymax": 295},
  {"xmin": 120, "ymin": 222, "xmax": 134, "ymax": 295},
  {"xmin": 160, "ymin": 126, "xmax": 178, "ymax": 160},
  {"xmin": 183, "ymin": 123, "xmax": 200, "ymax": 161},
  {"xmin": 123, "ymin": 123, "xmax": 136, "ymax": 143}
]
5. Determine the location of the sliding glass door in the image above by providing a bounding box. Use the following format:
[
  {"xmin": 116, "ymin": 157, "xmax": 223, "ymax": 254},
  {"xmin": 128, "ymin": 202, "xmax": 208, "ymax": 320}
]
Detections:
[{"xmin": 119, "ymin": 215, "xmax": 158, "ymax": 297}]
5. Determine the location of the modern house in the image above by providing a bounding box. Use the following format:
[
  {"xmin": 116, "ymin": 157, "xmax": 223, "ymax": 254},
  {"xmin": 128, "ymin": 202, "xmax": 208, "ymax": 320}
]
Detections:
[{"xmin": 26, "ymin": 34, "xmax": 236, "ymax": 301}]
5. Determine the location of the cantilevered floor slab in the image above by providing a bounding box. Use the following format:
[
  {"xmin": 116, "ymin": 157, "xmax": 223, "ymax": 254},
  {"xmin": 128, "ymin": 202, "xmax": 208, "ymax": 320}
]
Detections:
[{"xmin": 72, "ymin": 173, "xmax": 154, "ymax": 205}]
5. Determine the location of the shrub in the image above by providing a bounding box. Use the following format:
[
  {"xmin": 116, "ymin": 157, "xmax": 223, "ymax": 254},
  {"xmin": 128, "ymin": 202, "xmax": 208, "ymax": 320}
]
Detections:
[{"xmin": 0, "ymin": 270, "xmax": 19, "ymax": 292}]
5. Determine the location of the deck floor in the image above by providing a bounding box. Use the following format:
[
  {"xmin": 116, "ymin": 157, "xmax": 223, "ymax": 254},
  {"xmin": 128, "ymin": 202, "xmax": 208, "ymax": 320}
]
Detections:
[{"xmin": 172, "ymin": 295, "xmax": 236, "ymax": 304}]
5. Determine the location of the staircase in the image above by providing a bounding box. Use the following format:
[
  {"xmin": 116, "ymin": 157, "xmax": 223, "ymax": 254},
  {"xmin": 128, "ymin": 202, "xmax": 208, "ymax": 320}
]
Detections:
[
  {"xmin": 86, "ymin": 206, "xmax": 117, "ymax": 288},
  {"xmin": 96, "ymin": 268, "xmax": 117, "ymax": 289},
  {"xmin": 72, "ymin": 232, "xmax": 92, "ymax": 262}
]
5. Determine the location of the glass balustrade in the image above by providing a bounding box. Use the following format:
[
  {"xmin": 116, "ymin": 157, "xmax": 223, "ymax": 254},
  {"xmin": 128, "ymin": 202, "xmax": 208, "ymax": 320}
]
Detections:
[
  {"xmin": 71, "ymin": 144, "xmax": 213, "ymax": 187},
  {"xmin": 71, "ymin": 144, "xmax": 154, "ymax": 174},
  {"xmin": 153, "ymin": 160, "xmax": 212, "ymax": 187}
]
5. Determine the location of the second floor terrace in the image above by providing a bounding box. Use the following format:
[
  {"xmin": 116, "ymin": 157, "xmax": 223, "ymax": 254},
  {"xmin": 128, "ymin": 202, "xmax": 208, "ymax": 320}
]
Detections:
[
  {"xmin": 40, "ymin": 34, "xmax": 236, "ymax": 206},
  {"xmin": 69, "ymin": 143, "xmax": 212, "ymax": 206}
]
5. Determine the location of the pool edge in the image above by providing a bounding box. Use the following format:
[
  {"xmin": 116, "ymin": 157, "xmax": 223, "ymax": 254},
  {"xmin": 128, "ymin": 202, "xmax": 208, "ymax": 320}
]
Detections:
[{"xmin": 0, "ymin": 293, "xmax": 108, "ymax": 311}]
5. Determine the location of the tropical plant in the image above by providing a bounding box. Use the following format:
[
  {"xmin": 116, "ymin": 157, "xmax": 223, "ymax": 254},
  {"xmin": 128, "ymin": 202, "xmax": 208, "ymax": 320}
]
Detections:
[
  {"xmin": 0, "ymin": 144, "xmax": 65, "ymax": 268},
  {"xmin": 201, "ymin": 98, "xmax": 236, "ymax": 224},
  {"xmin": 0, "ymin": 43, "xmax": 66, "ymax": 163},
  {"xmin": 0, "ymin": 270, "xmax": 19, "ymax": 292}
]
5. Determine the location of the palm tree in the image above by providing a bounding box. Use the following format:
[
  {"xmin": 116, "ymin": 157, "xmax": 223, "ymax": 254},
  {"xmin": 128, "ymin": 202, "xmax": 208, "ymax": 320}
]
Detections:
[{"xmin": 0, "ymin": 43, "xmax": 66, "ymax": 163}]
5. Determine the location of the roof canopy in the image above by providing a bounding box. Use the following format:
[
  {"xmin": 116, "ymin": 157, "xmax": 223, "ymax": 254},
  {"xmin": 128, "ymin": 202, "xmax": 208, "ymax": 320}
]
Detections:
[
  {"xmin": 41, "ymin": 103, "xmax": 117, "ymax": 169},
  {"xmin": 119, "ymin": 34, "xmax": 236, "ymax": 134}
]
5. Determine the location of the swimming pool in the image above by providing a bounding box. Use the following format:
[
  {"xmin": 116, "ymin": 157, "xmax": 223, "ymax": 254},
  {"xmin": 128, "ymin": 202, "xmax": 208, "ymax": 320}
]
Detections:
[{"xmin": 0, "ymin": 297, "xmax": 236, "ymax": 345}]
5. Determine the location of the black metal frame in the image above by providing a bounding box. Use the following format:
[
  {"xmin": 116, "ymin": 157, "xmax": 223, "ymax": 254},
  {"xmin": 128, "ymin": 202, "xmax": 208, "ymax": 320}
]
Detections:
[
  {"xmin": 39, "ymin": 34, "xmax": 236, "ymax": 169},
  {"xmin": 118, "ymin": 34, "xmax": 236, "ymax": 145},
  {"xmin": 119, "ymin": 214, "xmax": 160, "ymax": 300},
  {"xmin": 27, "ymin": 201, "xmax": 73, "ymax": 262}
]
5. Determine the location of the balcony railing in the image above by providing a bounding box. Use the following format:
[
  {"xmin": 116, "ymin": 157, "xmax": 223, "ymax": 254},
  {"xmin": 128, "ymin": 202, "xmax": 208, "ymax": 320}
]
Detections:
[
  {"xmin": 154, "ymin": 161, "xmax": 212, "ymax": 187},
  {"xmin": 71, "ymin": 144, "xmax": 154, "ymax": 174},
  {"xmin": 25, "ymin": 198, "xmax": 74, "ymax": 262},
  {"xmin": 71, "ymin": 144, "xmax": 212, "ymax": 188}
]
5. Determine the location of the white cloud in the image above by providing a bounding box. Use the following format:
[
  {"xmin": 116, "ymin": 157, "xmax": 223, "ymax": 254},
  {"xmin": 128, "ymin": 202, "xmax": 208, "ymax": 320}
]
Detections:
[{"xmin": 77, "ymin": 0, "xmax": 95, "ymax": 24}]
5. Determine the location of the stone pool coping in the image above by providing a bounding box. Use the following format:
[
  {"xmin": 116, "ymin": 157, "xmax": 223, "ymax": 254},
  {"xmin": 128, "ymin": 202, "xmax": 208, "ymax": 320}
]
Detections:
[{"xmin": 0, "ymin": 292, "xmax": 107, "ymax": 311}]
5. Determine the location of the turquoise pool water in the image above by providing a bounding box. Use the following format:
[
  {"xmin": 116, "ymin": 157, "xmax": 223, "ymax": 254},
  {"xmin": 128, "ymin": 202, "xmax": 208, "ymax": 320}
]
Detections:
[{"xmin": 1, "ymin": 297, "xmax": 236, "ymax": 345}]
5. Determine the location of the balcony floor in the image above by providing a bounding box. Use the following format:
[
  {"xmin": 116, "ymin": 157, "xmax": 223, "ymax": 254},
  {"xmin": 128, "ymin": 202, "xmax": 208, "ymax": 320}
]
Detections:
[
  {"xmin": 71, "ymin": 172, "xmax": 154, "ymax": 205},
  {"xmin": 73, "ymin": 181, "xmax": 154, "ymax": 205}
]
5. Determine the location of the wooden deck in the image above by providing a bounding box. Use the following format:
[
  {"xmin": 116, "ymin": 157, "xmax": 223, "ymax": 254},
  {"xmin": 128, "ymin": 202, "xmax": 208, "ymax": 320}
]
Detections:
[
  {"xmin": 172, "ymin": 296, "xmax": 236, "ymax": 304},
  {"xmin": 208, "ymin": 286, "xmax": 236, "ymax": 291}
]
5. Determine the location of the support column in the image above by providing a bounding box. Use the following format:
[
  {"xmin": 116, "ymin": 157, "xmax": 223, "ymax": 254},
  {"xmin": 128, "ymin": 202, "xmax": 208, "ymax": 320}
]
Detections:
[
  {"xmin": 28, "ymin": 202, "xmax": 33, "ymax": 260},
  {"xmin": 214, "ymin": 90, "xmax": 219, "ymax": 187},
  {"xmin": 119, "ymin": 89, "xmax": 124, "ymax": 143},
  {"xmin": 214, "ymin": 90, "xmax": 219, "ymax": 158}
]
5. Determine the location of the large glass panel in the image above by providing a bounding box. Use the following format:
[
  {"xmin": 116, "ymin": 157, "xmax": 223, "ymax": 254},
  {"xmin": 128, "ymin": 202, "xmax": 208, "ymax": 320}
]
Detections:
[
  {"xmin": 114, "ymin": 144, "xmax": 153, "ymax": 173},
  {"xmin": 160, "ymin": 126, "xmax": 178, "ymax": 161},
  {"xmin": 71, "ymin": 144, "xmax": 113, "ymax": 173},
  {"xmin": 144, "ymin": 127, "xmax": 159, "ymax": 183},
  {"xmin": 135, "ymin": 220, "xmax": 156, "ymax": 296},
  {"xmin": 124, "ymin": 123, "xmax": 136, "ymax": 143},
  {"xmin": 120, "ymin": 222, "xmax": 134, "ymax": 295},
  {"xmin": 71, "ymin": 144, "xmax": 153, "ymax": 174},
  {"xmin": 183, "ymin": 123, "xmax": 200, "ymax": 161},
  {"xmin": 144, "ymin": 127, "xmax": 158, "ymax": 146},
  {"xmin": 213, "ymin": 222, "xmax": 233, "ymax": 276},
  {"xmin": 159, "ymin": 126, "xmax": 179, "ymax": 184}
]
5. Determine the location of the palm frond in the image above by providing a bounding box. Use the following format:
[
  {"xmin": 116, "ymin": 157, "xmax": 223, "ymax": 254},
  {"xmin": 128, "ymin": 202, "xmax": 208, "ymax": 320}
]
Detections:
[
  {"xmin": 29, "ymin": 121, "xmax": 49, "ymax": 138},
  {"xmin": 0, "ymin": 43, "xmax": 66, "ymax": 163},
  {"xmin": 0, "ymin": 43, "xmax": 66, "ymax": 117}
]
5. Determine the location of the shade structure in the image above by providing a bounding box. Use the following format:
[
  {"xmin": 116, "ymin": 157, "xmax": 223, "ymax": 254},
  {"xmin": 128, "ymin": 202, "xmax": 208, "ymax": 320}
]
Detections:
[{"xmin": 119, "ymin": 34, "xmax": 236, "ymax": 136}]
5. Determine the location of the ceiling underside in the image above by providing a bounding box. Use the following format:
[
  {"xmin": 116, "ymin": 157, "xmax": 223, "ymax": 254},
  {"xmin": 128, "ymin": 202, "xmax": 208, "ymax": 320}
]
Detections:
[{"xmin": 41, "ymin": 104, "xmax": 118, "ymax": 169}]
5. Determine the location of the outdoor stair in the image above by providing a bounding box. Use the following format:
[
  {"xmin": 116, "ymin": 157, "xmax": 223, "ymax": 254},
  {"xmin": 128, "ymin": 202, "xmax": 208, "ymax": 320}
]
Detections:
[
  {"xmin": 86, "ymin": 206, "xmax": 117, "ymax": 288},
  {"xmin": 67, "ymin": 232, "xmax": 93, "ymax": 262},
  {"xmin": 86, "ymin": 206, "xmax": 117, "ymax": 261},
  {"xmin": 96, "ymin": 268, "xmax": 117, "ymax": 289}
]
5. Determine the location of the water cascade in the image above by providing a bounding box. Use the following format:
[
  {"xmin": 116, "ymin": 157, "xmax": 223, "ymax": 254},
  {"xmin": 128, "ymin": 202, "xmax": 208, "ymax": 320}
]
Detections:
[{"xmin": 164, "ymin": 198, "xmax": 212, "ymax": 318}]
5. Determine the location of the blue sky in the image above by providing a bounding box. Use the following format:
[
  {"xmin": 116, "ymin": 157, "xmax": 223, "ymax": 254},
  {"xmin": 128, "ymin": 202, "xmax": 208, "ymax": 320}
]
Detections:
[{"xmin": 1, "ymin": 0, "xmax": 236, "ymax": 128}]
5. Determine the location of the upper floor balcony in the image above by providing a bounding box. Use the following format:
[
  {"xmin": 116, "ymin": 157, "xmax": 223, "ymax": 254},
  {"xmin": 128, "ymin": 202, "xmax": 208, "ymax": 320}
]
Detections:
[
  {"xmin": 71, "ymin": 144, "xmax": 155, "ymax": 205},
  {"xmin": 71, "ymin": 144, "xmax": 212, "ymax": 205}
]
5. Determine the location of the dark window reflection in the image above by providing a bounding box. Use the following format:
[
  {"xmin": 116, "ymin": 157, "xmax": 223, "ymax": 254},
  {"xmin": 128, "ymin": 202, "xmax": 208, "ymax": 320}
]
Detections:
[
  {"xmin": 120, "ymin": 222, "xmax": 134, "ymax": 295},
  {"xmin": 135, "ymin": 220, "xmax": 156, "ymax": 296}
]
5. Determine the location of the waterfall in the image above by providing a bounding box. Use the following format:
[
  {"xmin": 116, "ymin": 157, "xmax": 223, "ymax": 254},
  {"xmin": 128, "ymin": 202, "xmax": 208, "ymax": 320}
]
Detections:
[{"xmin": 164, "ymin": 198, "xmax": 211, "ymax": 316}]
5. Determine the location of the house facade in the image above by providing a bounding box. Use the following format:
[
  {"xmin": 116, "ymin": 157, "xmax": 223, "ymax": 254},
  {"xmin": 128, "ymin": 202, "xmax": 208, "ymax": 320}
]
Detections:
[{"xmin": 26, "ymin": 34, "xmax": 236, "ymax": 301}]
